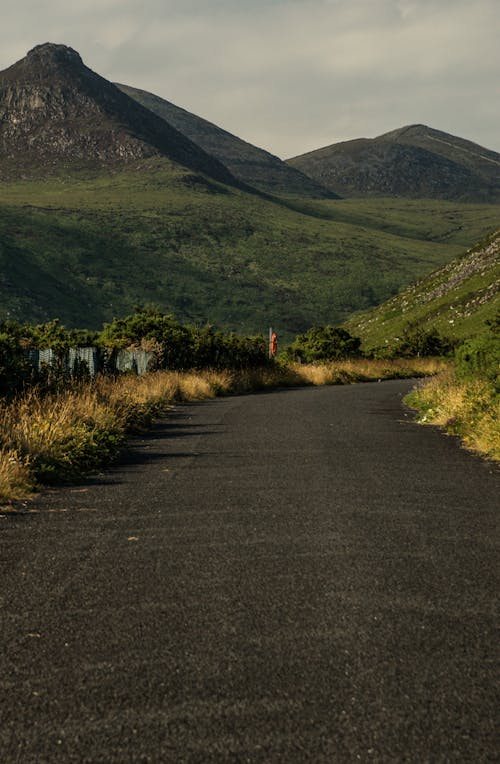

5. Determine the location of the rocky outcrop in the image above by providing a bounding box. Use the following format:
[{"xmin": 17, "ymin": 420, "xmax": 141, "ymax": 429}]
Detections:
[{"xmin": 1, "ymin": 83, "xmax": 153, "ymax": 162}]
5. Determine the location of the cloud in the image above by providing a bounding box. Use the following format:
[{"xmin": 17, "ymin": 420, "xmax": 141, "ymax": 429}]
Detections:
[{"xmin": 1, "ymin": 0, "xmax": 499, "ymax": 156}]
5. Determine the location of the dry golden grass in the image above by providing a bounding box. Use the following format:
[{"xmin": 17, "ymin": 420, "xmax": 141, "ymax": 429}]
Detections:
[
  {"xmin": 0, "ymin": 370, "xmax": 237, "ymax": 502},
  {"xmin": 407, "ymin": 371, "xmax": 499, "ymax": 461},
  {"xmin": 99, "ymin": 370, "xmax": 234, "ymax": 408},
  {"xmin": 291, "ymin": 357, "xmax": 448, "ymax": 386},
  {"xmin": 290, "ymin": 363, "xmax": 352, "ymax": 386},
  {"xmin": 0, "ymin": 448, "xmax": 33, "ymax": 505}
]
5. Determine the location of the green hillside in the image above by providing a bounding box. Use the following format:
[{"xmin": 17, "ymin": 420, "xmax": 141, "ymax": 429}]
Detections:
[
  {"xmin": 344, "ymin": 230, "xmax": 500, "ymax": 351},
  {"xmin": 1, "ymin": 164, "xmax": 499, "ymax": 339}
]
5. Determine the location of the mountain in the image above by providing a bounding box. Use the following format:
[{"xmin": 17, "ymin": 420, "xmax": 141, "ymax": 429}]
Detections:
[
  {"xmin": 116, "ymin": 83, "xmax": 335, "ymax": 198},
  {"xmin": 0, "ymin": 43, "xmax": 239, "ymax": 186},
  {"xmin": 344, "ymin": 230, "xmax": 500, "ymax": 351},
  {"xmin": 0, "ymin": 45, "xmax": 499, "ymax": 338},
  {"xmin": 287, "ymin": 125, "xmax": 500, "ymax": 202}
]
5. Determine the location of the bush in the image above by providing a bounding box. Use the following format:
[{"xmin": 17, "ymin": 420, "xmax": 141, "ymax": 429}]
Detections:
[
  {"xmin": 395, "ymin": 325, "xmax": 455, "ymax": 357},
  {"xmin": 284, "ymin": 325, "xmax": 361, "ymax": 363},
  {"xmin": 455, "ymin": 316, "xmax": 500, "ymax": 390},
  {"xmin": 0, "ymin": 323, "xmax": 34, "ymax": 396},
  {"xmin": 100, "ymin": 308, "xmax": 269, "ymax": 370},
  {"xmin": 21, "ymin": 319, "xmax": 98, "ymax": 351}
]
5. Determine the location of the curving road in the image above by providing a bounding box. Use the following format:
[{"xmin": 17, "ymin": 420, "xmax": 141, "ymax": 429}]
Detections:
[{"xmin": 1, "ymin": 380, "xmax": 498, "ymax": 762}]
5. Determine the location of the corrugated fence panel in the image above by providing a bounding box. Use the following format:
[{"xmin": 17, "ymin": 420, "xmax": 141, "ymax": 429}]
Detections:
[
  {"xmin": 23, "ymin": 348, "xmax": 158, "ymax": 377},
  {"xmin": 68, "ymin": 347, "xmax": 102, "ymax": 376},
  {"xmin": 39, "ymin": 349, "xmax": 56, "ymax": 367},
  {"xmin": 116, "ymin": 349, "xmax": 156, "ymax": 375}
]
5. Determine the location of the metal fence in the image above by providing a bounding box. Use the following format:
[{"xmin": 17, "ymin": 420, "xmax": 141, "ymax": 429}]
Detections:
[{"xmin": 24, "ymin": 347, "xmax": 157, "ymax": 377}]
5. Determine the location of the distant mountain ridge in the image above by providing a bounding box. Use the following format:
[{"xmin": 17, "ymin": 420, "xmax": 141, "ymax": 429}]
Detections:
[
  {"xmin": 2, "ymin": 45, "xmax": 497, "ymax": 203},
  {"xmin": 287, "ymin": 125, "xmax": 500, "ymax": 202},
  {"xmin": 0, "ymin": 43, "xmax": 239, "ymax": 186},
  {"xmin": 116, "ymin": 83, "xmax": 335, "ymax": 198}
]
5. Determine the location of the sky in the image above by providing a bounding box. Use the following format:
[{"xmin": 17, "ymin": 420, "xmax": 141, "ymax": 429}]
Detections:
[{"xmin": 2, "ymin": 0, "xmax": 499, "ymax": 158}]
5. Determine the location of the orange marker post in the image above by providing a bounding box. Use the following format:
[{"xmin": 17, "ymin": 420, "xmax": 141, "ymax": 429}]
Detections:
[{"xmin": 269, "ymin": 328, "xmax": 278, "ymax": 358}]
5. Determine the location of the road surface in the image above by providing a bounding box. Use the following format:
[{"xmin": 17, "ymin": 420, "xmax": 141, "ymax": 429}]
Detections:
[{"xmin": 1, "ymin": 380, "xmax": 498, "ymax": 762}]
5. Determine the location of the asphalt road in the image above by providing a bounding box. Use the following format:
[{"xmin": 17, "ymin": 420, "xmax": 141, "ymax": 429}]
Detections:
[{"xmin": 1, "ymin": 380, "xmax": 498, "ymax": 763}]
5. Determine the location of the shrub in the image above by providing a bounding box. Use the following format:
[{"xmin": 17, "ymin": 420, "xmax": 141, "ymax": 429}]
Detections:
[
  {"xmin": 0, "ymin": 323, "xmax": 34, "ymax": 395},
  {"xmin": 21, "ymin": 319, "xmax": 98, "ymax": 351},
  {"xmin": 284, "ymin": 325, "xmax": 361, "ymax": 363},
  {"xmin": 395, "ymin": 324, "xmax": 455, "ymax": 357},
  {"xmin": 100, "ymin": 308, "xmax": 269, "ymax": 370},
  {"xmin": 455, "ymin": 315, "xmax": 500, "ymax": 391},
  {"xmin": 406, "ymin": 371, "xmax": 499, "ymax": 461}
]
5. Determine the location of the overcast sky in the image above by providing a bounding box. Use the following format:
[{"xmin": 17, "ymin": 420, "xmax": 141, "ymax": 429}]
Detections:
[{"xmin": 2, "ymin": 0, "xmax": 499, "ymax": 157}]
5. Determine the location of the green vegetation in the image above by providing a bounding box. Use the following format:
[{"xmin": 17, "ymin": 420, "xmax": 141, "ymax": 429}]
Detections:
[
  {"xmin": 1, "ymin": 165, "xmax": 499, "ymax": 339},
  {"xmin": 0, "ymin": 324, "xmax": 33, "ymax": 396},
  {"xmin": 0, "ymin": 317, "xmax": 100, "ymax": 395},
  {"xmin": 393, "ymin": 325, "xmax": 455, "ymax": 358},
  {"xmin": 405, "ymin": 315, "xmax": 499, "ymax": 461},
  {"xmin": 0, "ymin": 309, "xmax": 270, "ymax": 398},
  {"xmin": 284, "ymin": 325, "xmax": 361, "ymax": 362},
  {"xmin": 100, "ymin": 308, "xmax": 268, "ymax": 369},
  {"xmin": 345, "ymin": 230, "xmax": 500, "ymax": 353},
  {"xmin": 455, "ymin": 313, "xmax": 500, "ymax": 389}
]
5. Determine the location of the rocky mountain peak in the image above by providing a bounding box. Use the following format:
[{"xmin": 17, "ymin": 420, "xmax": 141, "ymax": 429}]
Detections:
[
  {"xmin": 378, "ymin": 124, "xmax": 430, "ymax": 141},
  {"xmin": 26, "ymin": 43, "xmax": 83, "ymax": 67},
  {"xmin": 0, "ymin": 43, "xmax": 239, "ymax": 185},
  {"xmin": 1, "ymin": 43, "xmax": 86, "ymax": 86}
]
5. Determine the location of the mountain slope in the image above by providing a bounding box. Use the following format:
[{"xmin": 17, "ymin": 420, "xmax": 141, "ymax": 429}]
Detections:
[
  {"xmin": 0, "ymin": 43, "xmax": 238, "ymax": 186},
  {"xmin": 117, "ymin": 83, "xmax": 335, "ymax": 198},
  {"xmin": 1, "ymin": 169, "xmax": 499, "ymax": 338},
  {"xmin": 344, "ymin": 230, "xmax": 500, "ymax": 350},
  {"xmin": 287, "ymin": 125, "xmax": 500, "ymax": 202}
]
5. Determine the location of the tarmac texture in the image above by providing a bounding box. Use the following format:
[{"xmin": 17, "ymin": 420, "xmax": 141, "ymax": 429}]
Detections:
[{"xmin": 0, "ymin": 380, "xmax": 498, "ymax": 762}]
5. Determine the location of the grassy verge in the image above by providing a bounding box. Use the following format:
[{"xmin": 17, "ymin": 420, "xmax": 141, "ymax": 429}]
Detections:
[
  {"xmin": 286, "ymin": 357, "xmax": 445, "ymax": 385},
  {"xmin": 0, "ymin": 358, "xmax": 447, "ymax": 505},
  {"xmin": 405, "ymin": 370, "xmax": 499, "ymax": 462},
  {"xmin": 0, "ymin": 370, "xmax": 232, "ymax": 504}
]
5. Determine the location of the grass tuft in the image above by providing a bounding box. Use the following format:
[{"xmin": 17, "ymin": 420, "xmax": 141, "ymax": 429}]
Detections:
[
  {"xmin": 405, "ymin": 371, "xmax": 499, "ymax": 461},
  {"xmin": 0, "ymin": 448, "xmax": 33, "ymax": 504}
]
